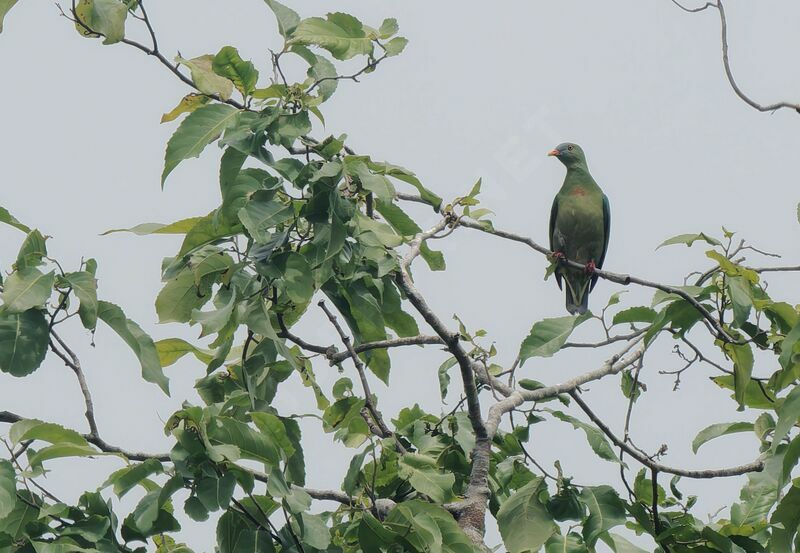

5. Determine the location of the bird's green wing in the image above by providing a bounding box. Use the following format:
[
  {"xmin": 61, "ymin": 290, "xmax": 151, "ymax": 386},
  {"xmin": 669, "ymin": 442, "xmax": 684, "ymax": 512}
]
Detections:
[
  {"xmin": 597, "ymin": 193, "xmax": 611, "ymax": 269},
  {"xmin": 549, "ymin": 196, "xmax": 558, "ymax": 252},
  {"xmin": 549, "ymin": 196, "xmax": 563, "ymax": 290}
]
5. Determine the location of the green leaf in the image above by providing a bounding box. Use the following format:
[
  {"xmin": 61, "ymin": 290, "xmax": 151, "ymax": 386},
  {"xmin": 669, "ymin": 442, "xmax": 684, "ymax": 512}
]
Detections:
[
  {"xmin": 161, "ymin": 94, "xmax": 211, "ymax": 123},
  {"xmin": 384, "ymin": 36, "xmax": 408, "ymax": 57},
  {"xmin": 262, "ymin": 0, "xmax": 299, "ymax": 38},
  {"xmin": 298, "ymin": 513, "xmax": 331, "ymax": 549},
  {"xmin": 712, "ymin": 375, "xmax": 775, "ymax": 409},
  {"xmin": 98, "ymin": 301, "xmax": 169, "ymax": 395},
  {"xmin": 196, "ymin": 473, "xmax": 236, "ymax": 511},
  {"xmin": 385, "ymin": 501, "xmax": 477, "ymax": 553},
  {"xmin": 398, "ymin": 453, "xmax": 455, "ymax": 503},
  {"xmin": 102, "ymin": 217, "xmax": 204, "ymax": 236},
  {"xmin": 437, "ymin": 357, "xmax": 456, "ymax": 401},
  {"xmin": 156, "ymin": 270, "xmax": 210, "ymax": 324},
  {"xmin": 28, "ymin": 443, "xmax": 107, "ymax": 466},
  {"xmin": 207, "ymin": 416, "xmax": 280, "ymax": 466},
  {"xmin": 612, "ymin": 306, "xmax": 657, "ymax": 325},
  {"xmin": 0, "ymin": 205, "xmax": 30, "ymax": 233},
  {"xmin": 550, "ymin": 411, "xmax": 621, "ymax": 463},
  {"xmin": 545, "ymin": 533, "xmax": 589, "ymax": 553},
  {"xmin": 724, "ymin": 342, "xmax": 754, "ymax": 410},
  {"xmin": 176, "ymin": 55, "xmax": 234, "ymax": 100},
  {"xmin": 62, "ymin": 271, "xmax": 98, "ymax": 331},
  {"xmin": 0, "ymin": 460, "xmax": 16, "ymax": 519},
  {"xmin": 9, "ymin": 419, "xmax": 88, "ymax": 447},
  {"xmin": 773, "ymin": 384, "xmax": 800, "ymax": 452},
  {"xmin": 307, "ymin": 54, "xmax": 338, "ymax": 101},
  {"xmin": 213, "ymin": 47, "xmax": 259, "ymax": 96},
  {"xmin": 74, "ymin": 0, "xmax": 127, "ymax": 45},
  {"xmin": 0, "ymin": 309, "xmax": 48, "ymax": 377},
  {"xmin": 15, "ymin": 229, "xmax": 47, "ymax": 270},
  {"xmin": 291, "ymin": 13, "xmax": 374, "ymax": 61},
  {"xmin": 155, "ymin": 338, "xmax": 213, "ymax": 367},
  {"xmin": 283, "ymin": 252, "xmax": 314, "ymax": 304},
  {"xmin": 103, "ymin": 458, "xmax": 163, "ymax": 498},
  {"xmin": 657, "ymin": 232, "xmax": 721, "ymax": 249},
  {"xmin": 342, "ymin": 446, "xmax": 371, "ymax": 495},
  {"xmin": 238, "ymin": 199, "xmax": 294, "ymax": 243},
  {"xmin": 497, "ymin": 478, "xmax": 558, "ymax": 553},
  {"xmin": 1, "ymin": 268, "xmax": 54, "ymax": 313},
  {"xmin": 192, "ymin": 291, "xmax": 236, "ymax": 338},
  {"xmin": 162, "ymin": 103, "xmax": 239, "ymax": 186},
  {"xmin": 519, "ymin": 313, "xmax": 590, "ymax": 364},
  {"xmin": 728, "ymin": 275, "xmax": 753, "ymax": 326},
  {"xmin": 216, "ymin": 509, "xmax": 275, "ymax": 553},
  {"xmin": 691, "ymin": 422, "xmax": 754, "ymax": 453},
  {"xmin": 580, "ymin": 485, "xmax": 627, "ymax": 546}
]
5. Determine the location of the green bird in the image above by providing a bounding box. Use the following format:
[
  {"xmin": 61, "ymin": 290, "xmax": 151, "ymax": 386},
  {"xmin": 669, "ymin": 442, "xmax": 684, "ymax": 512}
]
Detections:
[{"xmin": 547, "ymin": 142, "xmax": 610, "ymax": 315}]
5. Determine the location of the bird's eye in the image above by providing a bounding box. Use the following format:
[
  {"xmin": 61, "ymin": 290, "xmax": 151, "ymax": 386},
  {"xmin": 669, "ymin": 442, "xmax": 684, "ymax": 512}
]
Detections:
[{"xmin": 567, "ymin": 145, "xmax": 574, "ymax": 151}]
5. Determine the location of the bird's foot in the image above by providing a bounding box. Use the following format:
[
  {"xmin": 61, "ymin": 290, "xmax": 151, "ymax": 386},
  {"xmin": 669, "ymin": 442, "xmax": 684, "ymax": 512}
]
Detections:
[
  {"xmin": 584, "ymin": 260, "xmax": 597, "ymax": 274},
  {"xmin": 551, "ymin": 251, "xmax": 566, "ymax": 262}
]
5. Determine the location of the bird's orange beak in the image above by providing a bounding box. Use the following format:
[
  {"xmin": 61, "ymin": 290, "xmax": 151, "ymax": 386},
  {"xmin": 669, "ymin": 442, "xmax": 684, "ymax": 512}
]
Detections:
[{"xmin": 547, "ymin": 149, "xmax": 560, "ymax": 157}]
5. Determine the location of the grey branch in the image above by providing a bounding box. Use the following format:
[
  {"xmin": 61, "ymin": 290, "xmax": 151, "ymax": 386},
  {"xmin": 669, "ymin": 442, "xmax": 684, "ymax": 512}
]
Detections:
[
  {"xmin": 456, "ymin": 217, "xmax": 737, "ymax": 343},
  {"xmin": 317, "ymin": 300, "xmax": 398, "ymax": 445},
  {"xmin": 569, "ymin": 391, "xmax": 764, "ymax": 478},
  {"xmin": 671, "ymin": 0, "xmax": 800, "ymax": 114}
]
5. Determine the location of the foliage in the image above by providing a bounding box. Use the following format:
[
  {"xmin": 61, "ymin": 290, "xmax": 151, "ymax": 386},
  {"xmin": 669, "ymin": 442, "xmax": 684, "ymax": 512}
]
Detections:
[{"xmin": 1, "ymin": 1, "xmax": 799, "ymax": 553}]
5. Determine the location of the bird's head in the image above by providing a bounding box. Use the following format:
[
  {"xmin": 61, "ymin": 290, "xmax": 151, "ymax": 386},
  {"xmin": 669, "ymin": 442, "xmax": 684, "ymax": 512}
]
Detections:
[{"xmin": 547, "ymin": 142, "xmax": 587, "ymax": 168}]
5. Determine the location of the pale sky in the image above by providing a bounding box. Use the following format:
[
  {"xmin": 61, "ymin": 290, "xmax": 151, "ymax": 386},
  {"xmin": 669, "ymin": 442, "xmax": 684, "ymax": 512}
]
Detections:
[{"xmin": 2, "ymin": 1, "xmax": 799, "ymax": 551}]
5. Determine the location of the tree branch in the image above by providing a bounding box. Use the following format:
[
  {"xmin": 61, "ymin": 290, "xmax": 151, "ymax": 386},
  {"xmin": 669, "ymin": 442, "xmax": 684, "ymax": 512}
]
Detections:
[
  {"xmin": 317, "ymin": 300, "xmax": 397, "ymax": 444},
  {"xmin": 569, "ymin": 391, "xmax": 763, "ymax": 478},
  {"xmin": 457, "ymin": 217, "xmax": 738, "ymax": 343},
  {"xmin": 671, "ymin": 0, "xmax": 800, "ymax": 114}
]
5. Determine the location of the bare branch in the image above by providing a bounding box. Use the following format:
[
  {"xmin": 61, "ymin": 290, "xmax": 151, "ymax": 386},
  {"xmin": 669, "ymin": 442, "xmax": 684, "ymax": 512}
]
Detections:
[
  {"xmin": 569, "ymin": 391, "xmax": 763, "ymax": 478},
  {"xmin": 318, "ymin": 300, "xmax": 398, "ymax": 445},
  {"xmin": 457, "ymin": 217, "xmax": 738, "ymax": 343},
  {"xmin": 671, "ymin": 0, "xmax": 800, "ymax": 114}
]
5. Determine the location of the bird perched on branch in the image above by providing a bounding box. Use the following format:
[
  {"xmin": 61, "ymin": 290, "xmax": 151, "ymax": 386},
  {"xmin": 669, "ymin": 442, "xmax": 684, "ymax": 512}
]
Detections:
[{"xmin": 547, "ymin": 143, "xmax": 610, "ymax": 315}]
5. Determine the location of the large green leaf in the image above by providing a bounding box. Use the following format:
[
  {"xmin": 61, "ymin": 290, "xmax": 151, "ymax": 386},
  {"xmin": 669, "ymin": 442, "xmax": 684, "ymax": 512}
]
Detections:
[
  {"xmin": 216, "ymin": 509, "xmax": 275, "ymax": 553},
  {"xmin": 497, "ymin": 478, "xmax": 558, "ymax": 553},
  {"xmin": 545, "ymin": 533, "xmax": 589, "ymax": 553},
  {"xmin": 1, "ymin": 268, "xmax": 54, "ymax": 313},
  {"xmin": 0, "ymin": 461, "xmax": 15, "ymax": 519},
  {"xmin": 724, "ymin": 342, "xmax": 754, "ymax": 409},
  {"xmin": 155, "ymin": 338, "xmax": 214, "ymax": 367},
  {"xmin": 657, "ymin": 232, "xmax": 721, "ymax": 249},
  {"xmin": 196, "ymin": 473, "xmax": 236, "ymax": 511},
  {"xmin": 156, "ymin": 270, "xmax": 210, "ymax": 324},
  {"xmin": 62, "ymin": 271, "xmax": 98, "ymax": 331},
  {"xmin": 97, "ymin": 301, "xmax": 169, "ymax": 395},
  {"xmin": 580, "ymin": 485, "xmax": 627, "ymax": 546},
  {"xmin": 213, "ymin": 47, "xmax": 258, "ymax": 97},
  {"xmin": 162, "ymin": 104, "xmax": 239, "ymax": 185},
  {"xmin": 238, "ymin": 199, "xmax": 294, "ymax": 244},
  {"xmin": 398, "ymin": 453, "xmax": 455, "ymax": 503},
  {"xmin": 15, "ymin": 229, "xmax": 47, "ymax": 270},
  {"xmin": 386, "ymin": 501, "xmax": 478, "ymax": 553},
  {"xmin": 207, "ymin": 417, "xmax": 280, "ymax": 466},
  {"xmin": 0, "ymin": 205, "xmax": 29, "ymax": 233},
  {"xmin": 0, "ymin": 309, "xmax": 48, "ymax": 377},
  {"xmin": 519, "ymin": 313, "xmax": 590, "ymax": 364},
  {"xmin": 74, "ymin": 0, "xmax": 127, "ymax": 44},
  {"xmin": 175, "ymin": 55, "xmax": 234, "ymax": 100},
  {"xmin": 101, "ymin": 217, "xmax": 204, "ymax": 236},
  {"xmin": 290, "ymin": 13, "xmax": 374, "ymax": 61},
  {"xmin": 550, "ymin": 411, "xmax": 621, "ymax": 463},
  {"xmin": 28, "ymin": 443, "xmax": 108, "ymax": 466},
  {"xmin": 773, "ymin": 385, "xmax": 800, "ymax": 453},
  {"xmin": 103, "ymin": 458, "xmax": 164, "ymax": 498},
  {"xmin": 770, "ymin": 480, "xmax": 800, "ymax": 551},
  {"xmin": 9, "ymin": 419, "xmax": 87, "ymax": 447},
  {"xmin": 262, "ymin": 0, "xmax": 299, "ymax": 38},
  {"xmin": 691, "ymin": 422, "xmax": 754, "ymax": 453}
]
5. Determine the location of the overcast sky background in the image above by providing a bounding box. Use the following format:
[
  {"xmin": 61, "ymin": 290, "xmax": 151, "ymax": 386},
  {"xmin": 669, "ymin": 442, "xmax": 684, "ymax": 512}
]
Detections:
[{"xmin": 2, "ymin": 1, "xmax": 800, "ymax": 551}]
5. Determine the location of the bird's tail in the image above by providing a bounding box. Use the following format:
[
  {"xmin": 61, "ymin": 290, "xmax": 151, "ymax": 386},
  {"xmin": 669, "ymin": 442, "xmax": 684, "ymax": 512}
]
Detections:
[{"xmin": 564, "ymin": 275, "xmax": 590, "ymax": 315}]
